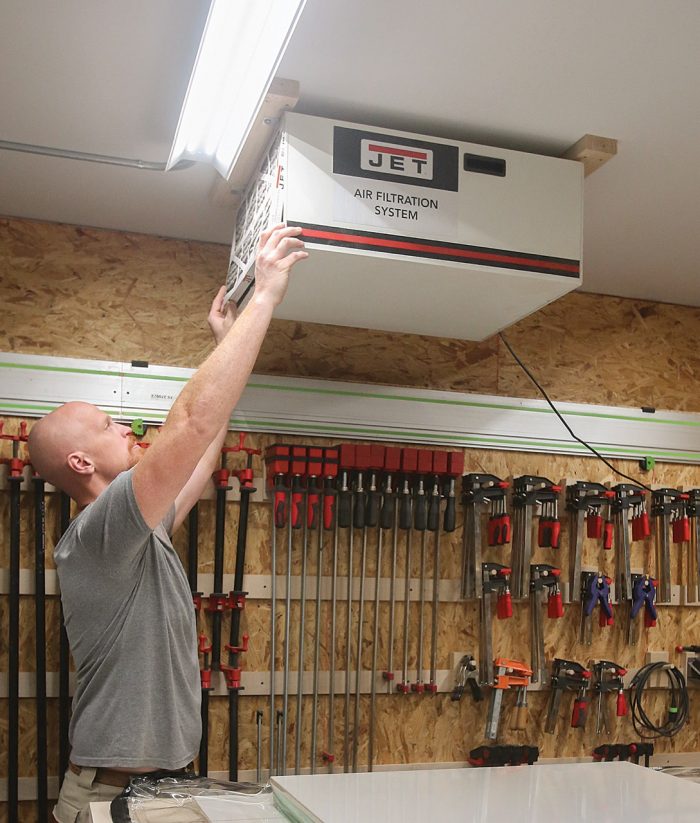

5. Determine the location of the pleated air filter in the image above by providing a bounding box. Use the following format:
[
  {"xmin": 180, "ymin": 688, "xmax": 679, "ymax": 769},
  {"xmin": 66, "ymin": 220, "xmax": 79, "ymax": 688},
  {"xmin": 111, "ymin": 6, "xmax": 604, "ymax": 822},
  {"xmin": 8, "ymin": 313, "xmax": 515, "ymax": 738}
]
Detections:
[{"xmin": 226, "ymin": 113, "xmax": 583, "ymax": 341}]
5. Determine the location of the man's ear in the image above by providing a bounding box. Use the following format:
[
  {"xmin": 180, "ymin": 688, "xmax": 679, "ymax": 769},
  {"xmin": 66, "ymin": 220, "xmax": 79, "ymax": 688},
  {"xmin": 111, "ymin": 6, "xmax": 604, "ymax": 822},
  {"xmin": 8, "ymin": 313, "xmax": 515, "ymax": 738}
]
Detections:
[{"xmin": 67, "ymin": 452, "xmax": 95, "ymax": 476}]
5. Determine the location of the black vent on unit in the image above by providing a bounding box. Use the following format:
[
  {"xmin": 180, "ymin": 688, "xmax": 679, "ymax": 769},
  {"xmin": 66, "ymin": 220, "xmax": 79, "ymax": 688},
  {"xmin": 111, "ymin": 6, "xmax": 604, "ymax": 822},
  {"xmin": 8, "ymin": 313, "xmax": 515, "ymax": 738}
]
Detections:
[{"xmin": 464, "ymin": 153, "xmax": 506, "ymax": 177}]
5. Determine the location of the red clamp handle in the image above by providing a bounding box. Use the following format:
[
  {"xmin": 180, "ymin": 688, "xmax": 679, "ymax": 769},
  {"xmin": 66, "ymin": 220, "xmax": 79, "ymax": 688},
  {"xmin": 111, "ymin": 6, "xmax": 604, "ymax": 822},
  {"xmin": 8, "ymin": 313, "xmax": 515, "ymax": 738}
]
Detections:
[
  {"xmin": 571, "ymin": 697, "xmax": 588, "ymax": 728},
  {"xmin": 291, "ymin": 490, "xmax": 304, "ymax": 529},
  {"xmin": 497, "ymin": 591, "xmax": 513, "ymax": 619},
  {"xmin": 274, "ymin": 491, "xmax": 288, "ymax": 528},
  {"xmin": 222, "ymin": 432, "xmax": 261, "ymax": 459},
  {"xmin": 603, "ymin": 520, "xmax": 614, "ymax": 550},
  {"xmin": 547, "ymin": 591, "xmax": 564, "ymax": 619},
  {"xmin": 0, "ymin": 420, "xmax": 28, "ymax": 443},
  {"xmin": 587, "ymin": 513, "xmax": 603, "ymax": 539},
  {"xmin": 550, "ymin": 519, "xmax": 561, "ymax": 549},
  {"xmin": 225, "ymin": 633, "xmax": 249, "ymax": 655},
  {"xmin": 673, "ymin": 517, "xmax": 691, "ymax": 544},
  {"xmin": 396, "ymin": 682, "xmax": 410, "ymax": 694},
  {"xmin": 500, "ymin": 514, "xmax": 512, "ymax": 544},
  {"xmin": 487, "ymin": 516, "xmax": 501, "ymax": 547},
  {"xmin": 307, "ymin": 492, "xmax": 320, "ymax": 529},
  {"xmin": 382, "ymin": 671, "xmax": 395, "ymax": 681},
  {"xmin": 599, "ymin": 608, "xmax": 614, "ymax": 627},
  {"xmin": 321, "ymin": 752, "xmax": 335, "ymax": 763},
  {"xmin": 323, "ymin": 493, "xmax": 335, "ymax": 529},
  {"xmin": 632, "ymin": 512, "xmax": 651, "ymax": 541},
  {"xmin": 616, "ymin": 690, "xmax": 628, "ymax": 717}
]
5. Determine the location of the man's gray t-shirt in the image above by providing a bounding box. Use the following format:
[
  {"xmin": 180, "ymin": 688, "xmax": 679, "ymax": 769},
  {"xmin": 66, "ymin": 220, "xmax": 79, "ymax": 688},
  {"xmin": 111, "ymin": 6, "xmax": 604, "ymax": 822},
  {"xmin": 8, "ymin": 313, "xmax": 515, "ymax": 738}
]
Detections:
[{"xmin": 55, "ymin": 468, "xmax": 200, "ymax": 768}]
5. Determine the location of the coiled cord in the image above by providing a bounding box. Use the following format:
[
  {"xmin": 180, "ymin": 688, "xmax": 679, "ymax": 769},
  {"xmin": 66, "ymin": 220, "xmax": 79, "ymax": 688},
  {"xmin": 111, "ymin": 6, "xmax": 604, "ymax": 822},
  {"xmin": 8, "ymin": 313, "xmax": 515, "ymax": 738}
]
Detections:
[{"xmin": 628, "ymin": 662, "xmax": 688, "ymax": 738}]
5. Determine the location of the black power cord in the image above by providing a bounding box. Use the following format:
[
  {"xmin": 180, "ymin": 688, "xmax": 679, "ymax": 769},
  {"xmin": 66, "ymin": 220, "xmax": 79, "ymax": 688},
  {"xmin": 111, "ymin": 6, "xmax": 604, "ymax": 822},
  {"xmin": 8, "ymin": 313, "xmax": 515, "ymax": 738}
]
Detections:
[
  {"xmin": 499, "ymin": 333, "xmax": 653, "ymax": 492},
  {"xmin": 628, "ymin": 662, "xmax": 688, "ymax": 739}
]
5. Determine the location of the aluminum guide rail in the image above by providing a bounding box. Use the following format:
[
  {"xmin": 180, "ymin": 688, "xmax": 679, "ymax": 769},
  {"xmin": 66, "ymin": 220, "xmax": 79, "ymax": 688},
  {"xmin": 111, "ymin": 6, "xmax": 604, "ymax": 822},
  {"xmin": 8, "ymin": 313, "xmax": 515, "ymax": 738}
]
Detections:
[{"xmin": 5, "ymin": 352, "xmax": 700, "ymax": 462}]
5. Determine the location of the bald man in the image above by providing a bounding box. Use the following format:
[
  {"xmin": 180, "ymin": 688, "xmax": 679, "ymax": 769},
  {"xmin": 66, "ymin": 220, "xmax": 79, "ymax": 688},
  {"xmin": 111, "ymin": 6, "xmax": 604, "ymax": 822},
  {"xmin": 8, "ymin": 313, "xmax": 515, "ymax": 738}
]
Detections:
[{"xmin": 29, "ymin": 225, "xmax": 307, "ymax": 823}]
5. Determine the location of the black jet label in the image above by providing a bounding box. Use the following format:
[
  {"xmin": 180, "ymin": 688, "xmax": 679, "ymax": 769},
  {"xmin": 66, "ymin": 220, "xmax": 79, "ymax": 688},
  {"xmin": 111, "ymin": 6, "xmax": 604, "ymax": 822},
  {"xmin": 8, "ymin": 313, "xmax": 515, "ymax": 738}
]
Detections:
[{"xmin": 333, "ymin": 126, "xmax": 459, "ymax": 192}]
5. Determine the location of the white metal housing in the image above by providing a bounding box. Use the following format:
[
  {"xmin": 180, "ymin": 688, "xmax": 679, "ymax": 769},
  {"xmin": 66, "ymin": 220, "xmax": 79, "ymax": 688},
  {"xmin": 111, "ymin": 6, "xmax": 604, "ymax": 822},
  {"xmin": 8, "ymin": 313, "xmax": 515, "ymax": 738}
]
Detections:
[{"xmin": 227, "ymin": 113, "xmax": 583, "ymax": 340}]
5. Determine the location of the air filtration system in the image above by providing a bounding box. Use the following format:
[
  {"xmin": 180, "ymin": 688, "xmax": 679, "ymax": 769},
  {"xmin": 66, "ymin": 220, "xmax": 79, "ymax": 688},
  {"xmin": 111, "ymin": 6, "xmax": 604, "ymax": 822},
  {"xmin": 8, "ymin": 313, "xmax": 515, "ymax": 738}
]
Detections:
[{"xmin": 226, "ymin": 113, "xmax": 583, "ymax": 341}]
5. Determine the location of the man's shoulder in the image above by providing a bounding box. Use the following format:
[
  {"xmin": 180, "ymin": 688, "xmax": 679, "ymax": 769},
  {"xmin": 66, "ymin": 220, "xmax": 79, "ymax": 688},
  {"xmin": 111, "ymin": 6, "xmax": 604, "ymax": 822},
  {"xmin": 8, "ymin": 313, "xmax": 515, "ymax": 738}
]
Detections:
[{"xmin": 85, "ymin": 468, "xmax": 136, "ymax": 515}]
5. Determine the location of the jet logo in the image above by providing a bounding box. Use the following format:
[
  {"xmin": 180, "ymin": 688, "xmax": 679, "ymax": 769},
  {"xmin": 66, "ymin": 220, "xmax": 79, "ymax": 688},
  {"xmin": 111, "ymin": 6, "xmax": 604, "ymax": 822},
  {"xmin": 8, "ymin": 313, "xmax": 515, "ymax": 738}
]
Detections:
[
  {"xmin": 333, "ymin": 126, "xmax": 459, "ymax": 192},
  {"xmin": 360, "ymin": 140, "xmax": 433, "ymax": 180}
]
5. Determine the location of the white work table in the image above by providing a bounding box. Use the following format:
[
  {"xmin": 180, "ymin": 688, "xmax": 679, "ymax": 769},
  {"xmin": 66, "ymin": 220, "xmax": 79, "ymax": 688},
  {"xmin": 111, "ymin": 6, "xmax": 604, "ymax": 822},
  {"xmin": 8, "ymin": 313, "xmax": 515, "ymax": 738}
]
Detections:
[
  {"xmin": 90, "ymin": 762, "xmax": 700, "ymax": 822},
  {"xmin": 271, "ymin": 762, "xmax": 700, "ymax": 823}
]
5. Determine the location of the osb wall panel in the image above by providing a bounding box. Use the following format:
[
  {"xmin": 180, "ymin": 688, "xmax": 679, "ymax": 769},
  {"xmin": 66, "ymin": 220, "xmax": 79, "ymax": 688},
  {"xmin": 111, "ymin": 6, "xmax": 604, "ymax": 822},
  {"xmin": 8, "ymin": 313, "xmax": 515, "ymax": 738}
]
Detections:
[
  {"xmin": 180, "ymin": 441, "xmax": 700, "ymax": 774},
  {"xmin": 3, "ymin": 217, "xmax": 700, "ymax": 411},
  {"xmin": 7, "ymin": 431, "xmax": 700, "ymax": 780},
  {"xmin": 0, "ymin": 218, "xmax": 225, "ymax": 367}
]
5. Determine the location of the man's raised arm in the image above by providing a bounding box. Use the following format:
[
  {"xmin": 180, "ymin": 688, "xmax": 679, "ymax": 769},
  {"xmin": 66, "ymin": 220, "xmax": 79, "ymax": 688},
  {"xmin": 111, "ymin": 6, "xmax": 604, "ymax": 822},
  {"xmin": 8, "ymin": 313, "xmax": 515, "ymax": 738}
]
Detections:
[{"xmin": 132, "ymin": 224, "xmax": 307, "ymax": 529}]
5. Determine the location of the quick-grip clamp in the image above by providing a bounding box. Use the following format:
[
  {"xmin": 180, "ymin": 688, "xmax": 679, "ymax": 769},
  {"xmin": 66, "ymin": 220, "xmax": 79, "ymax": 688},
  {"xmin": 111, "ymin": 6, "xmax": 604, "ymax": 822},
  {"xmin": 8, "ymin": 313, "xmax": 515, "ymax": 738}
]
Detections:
[
  {"xmin": 631, "ymin": 575, "xmax": 657, "ymax": 626},
  {"xmin": 482, "ymin": 563, "xmax": 513, "ymax": 619},
  {"xmin": 582, "ymin": 572, "xmax": 614, "ymax": 625}
]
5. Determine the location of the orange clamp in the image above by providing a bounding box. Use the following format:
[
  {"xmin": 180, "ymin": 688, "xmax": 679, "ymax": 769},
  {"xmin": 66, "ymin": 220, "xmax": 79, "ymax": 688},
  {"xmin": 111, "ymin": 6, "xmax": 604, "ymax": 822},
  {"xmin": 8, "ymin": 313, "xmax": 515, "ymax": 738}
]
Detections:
[{"xmin": 492, "ymin": 658, "xmax": 532, "ymax": 689}]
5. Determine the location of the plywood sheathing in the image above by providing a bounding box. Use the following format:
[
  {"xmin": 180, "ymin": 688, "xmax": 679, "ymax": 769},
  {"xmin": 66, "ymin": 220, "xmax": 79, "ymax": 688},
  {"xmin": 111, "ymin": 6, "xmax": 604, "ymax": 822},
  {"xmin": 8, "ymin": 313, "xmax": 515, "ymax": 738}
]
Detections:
[
  {"xmin": 4, "ymin": 217, "xmax": 700, "ymax": 411},
  {"xmin": 0, "ymin": 218, "xmax": 225, "ymax": 367}
]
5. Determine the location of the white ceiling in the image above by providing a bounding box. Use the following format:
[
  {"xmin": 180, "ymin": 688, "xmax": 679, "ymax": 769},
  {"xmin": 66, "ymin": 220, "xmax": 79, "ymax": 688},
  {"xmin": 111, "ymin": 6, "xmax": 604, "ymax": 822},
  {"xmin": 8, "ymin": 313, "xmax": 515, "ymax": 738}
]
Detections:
[{"xmin": 1, "ymin": 0, "xmax": 699, "ymax": 306}]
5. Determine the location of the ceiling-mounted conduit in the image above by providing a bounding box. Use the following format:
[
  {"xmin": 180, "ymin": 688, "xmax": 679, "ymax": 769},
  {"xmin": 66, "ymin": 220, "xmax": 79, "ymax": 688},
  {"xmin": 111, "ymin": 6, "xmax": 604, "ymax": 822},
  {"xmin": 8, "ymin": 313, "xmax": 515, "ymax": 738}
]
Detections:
[{"xmin": 0, "ymin": 139, "xmax": 192, "ymax": 171}]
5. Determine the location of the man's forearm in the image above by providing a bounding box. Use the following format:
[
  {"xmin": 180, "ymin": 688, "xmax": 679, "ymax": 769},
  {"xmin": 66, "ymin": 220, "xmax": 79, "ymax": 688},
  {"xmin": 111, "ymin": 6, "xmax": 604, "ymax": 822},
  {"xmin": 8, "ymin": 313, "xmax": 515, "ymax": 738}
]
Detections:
[{"xmin": 169, "ymin": 295, "xmax": 274, "ymax": 445}]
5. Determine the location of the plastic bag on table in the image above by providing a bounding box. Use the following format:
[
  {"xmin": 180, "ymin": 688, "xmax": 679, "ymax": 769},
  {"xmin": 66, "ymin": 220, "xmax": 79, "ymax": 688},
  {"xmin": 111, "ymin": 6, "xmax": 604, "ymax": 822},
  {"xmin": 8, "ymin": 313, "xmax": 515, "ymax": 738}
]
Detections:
[{"xmin": 109, "ymin": 775, "xmax": 286, "ymax": 822}]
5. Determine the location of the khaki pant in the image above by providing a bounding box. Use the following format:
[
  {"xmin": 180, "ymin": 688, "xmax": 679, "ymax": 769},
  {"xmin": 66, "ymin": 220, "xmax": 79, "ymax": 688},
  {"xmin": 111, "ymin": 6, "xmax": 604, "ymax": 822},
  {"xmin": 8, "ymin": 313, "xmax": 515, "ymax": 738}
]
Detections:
[{"xmin": 53, "ymin": 766, "xmax": 123, "ymax": 823}]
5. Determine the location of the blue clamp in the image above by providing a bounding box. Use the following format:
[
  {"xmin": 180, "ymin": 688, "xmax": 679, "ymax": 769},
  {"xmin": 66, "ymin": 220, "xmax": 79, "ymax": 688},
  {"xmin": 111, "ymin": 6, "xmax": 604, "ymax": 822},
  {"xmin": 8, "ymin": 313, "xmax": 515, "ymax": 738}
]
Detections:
[
  {"xmin": 631, "ymin": 575, "xmax": 657, "ymax": 622},
  {"xmin": 583, "ymin": 573, "xmax": 613, "ymax": 619}
]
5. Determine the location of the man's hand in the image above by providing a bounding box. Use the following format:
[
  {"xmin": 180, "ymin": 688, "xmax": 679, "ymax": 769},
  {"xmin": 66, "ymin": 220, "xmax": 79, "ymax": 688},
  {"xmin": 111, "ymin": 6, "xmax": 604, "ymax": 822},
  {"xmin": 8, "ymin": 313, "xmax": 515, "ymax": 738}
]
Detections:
[
  {"xmin": 208, "ymin": 286, "xmax": 237, "ymax": 346},
  {"xmin": 253, "ymin": 224, "xmax": 308, "ymax": 307}
]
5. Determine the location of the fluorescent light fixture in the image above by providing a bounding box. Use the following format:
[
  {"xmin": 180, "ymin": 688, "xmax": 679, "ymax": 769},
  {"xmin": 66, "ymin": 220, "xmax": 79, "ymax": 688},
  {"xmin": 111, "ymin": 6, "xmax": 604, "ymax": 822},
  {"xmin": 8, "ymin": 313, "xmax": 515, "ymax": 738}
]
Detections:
[{"xmin": 167, "ymin": 0, "xmax": 307, "ymax": 178}]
